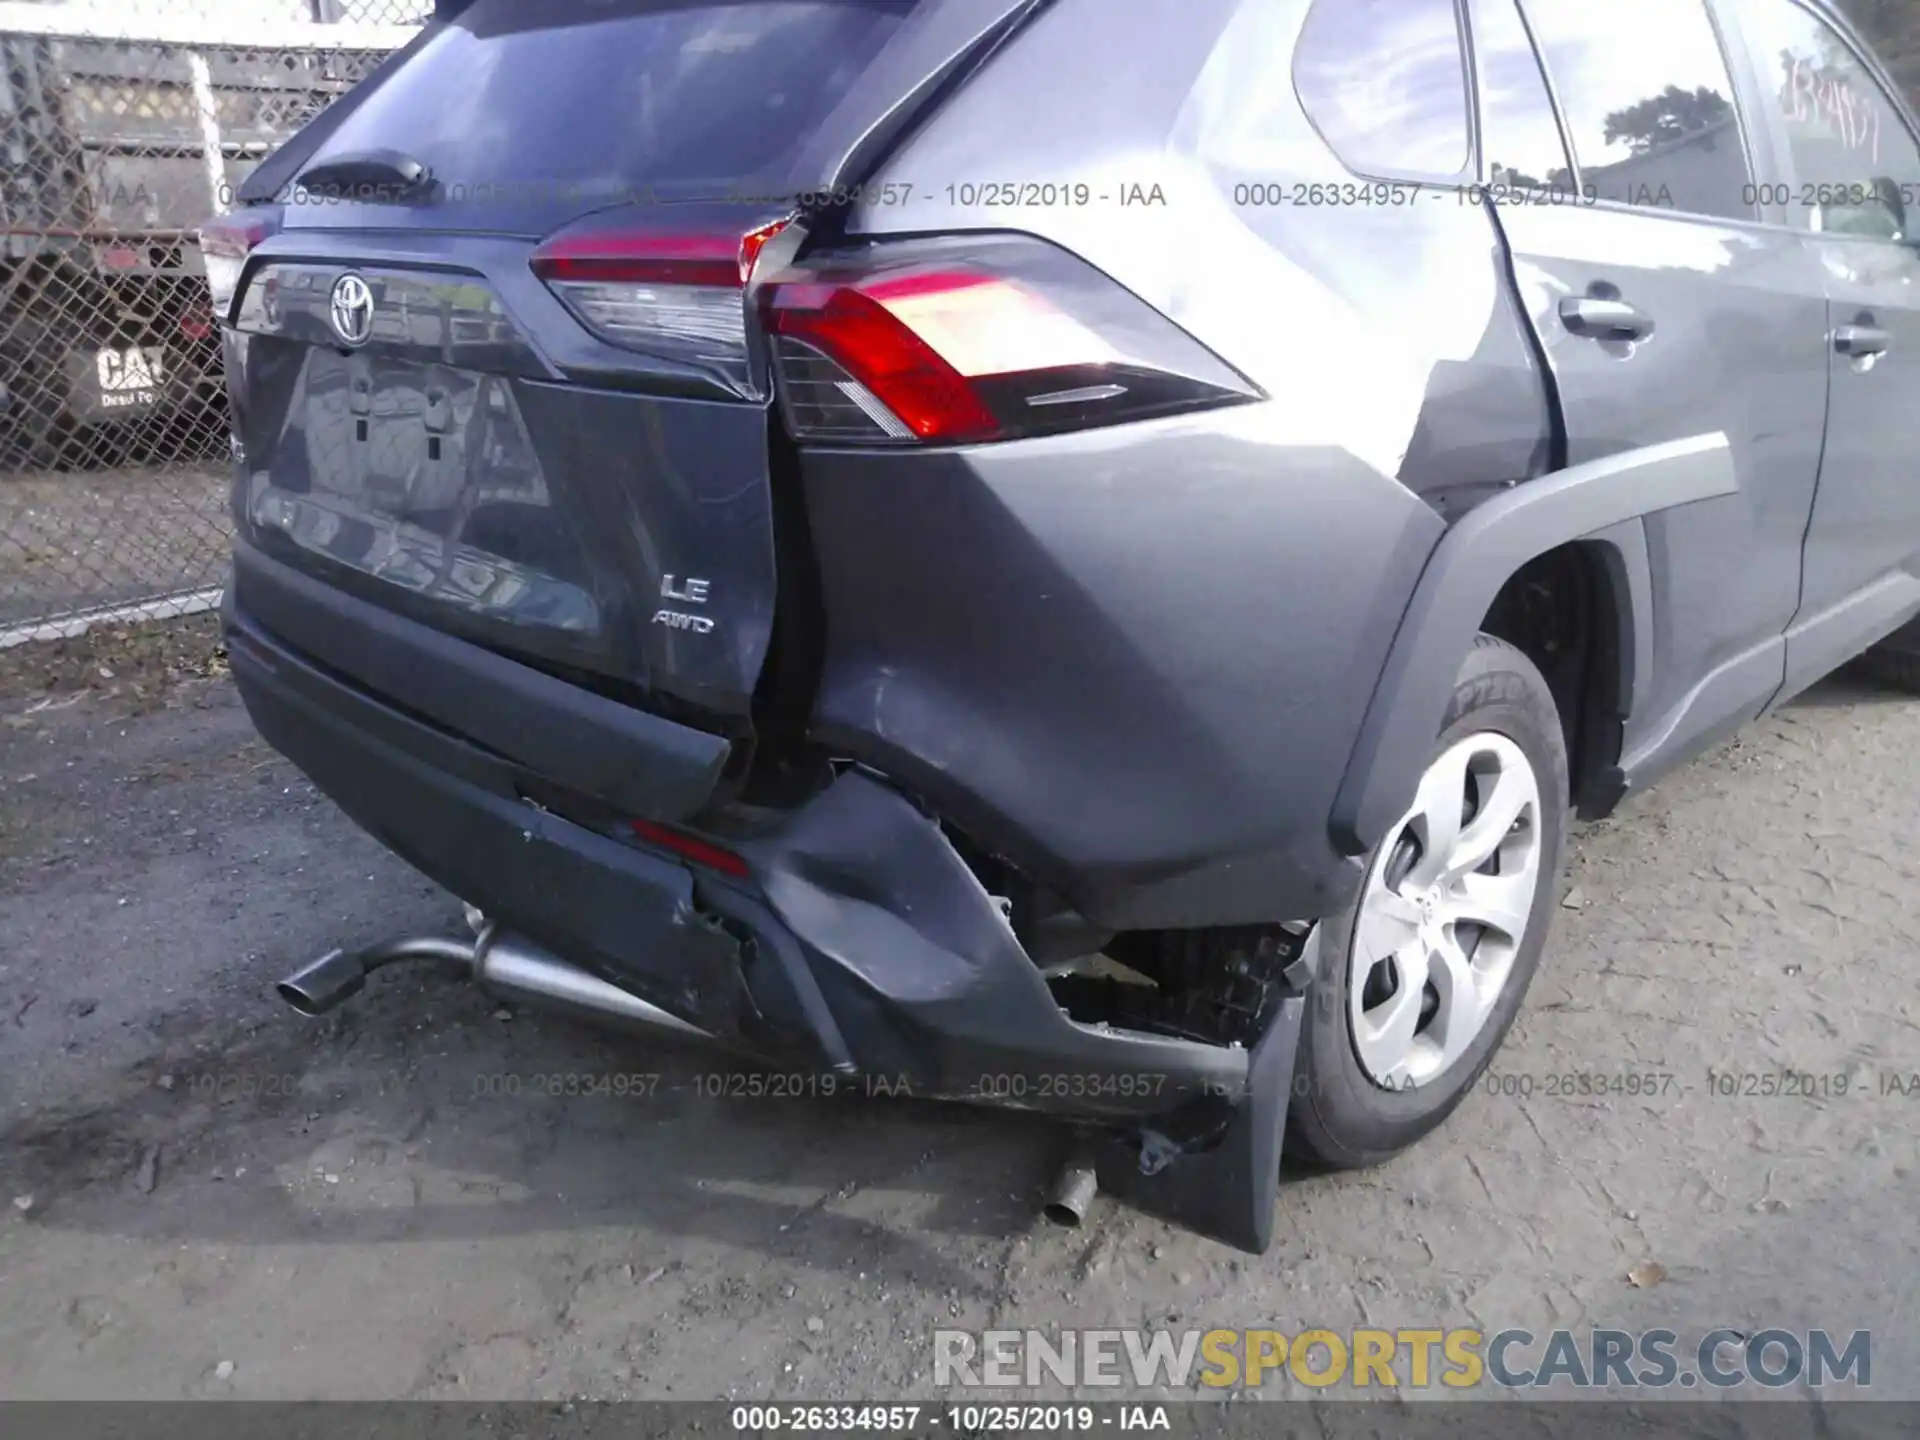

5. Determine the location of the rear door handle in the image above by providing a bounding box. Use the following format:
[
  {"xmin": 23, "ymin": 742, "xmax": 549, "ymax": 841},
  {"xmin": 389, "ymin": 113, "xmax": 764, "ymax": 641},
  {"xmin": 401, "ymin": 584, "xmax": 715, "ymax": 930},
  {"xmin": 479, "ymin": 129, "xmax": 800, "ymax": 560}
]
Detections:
[
  {"xmin": 1835, "ymin": 324, "xmax": 1892, "ymax": 358},
  {"xmin": 1559, "ymin": 296, "xmax": 1656, "ymax": 341}
]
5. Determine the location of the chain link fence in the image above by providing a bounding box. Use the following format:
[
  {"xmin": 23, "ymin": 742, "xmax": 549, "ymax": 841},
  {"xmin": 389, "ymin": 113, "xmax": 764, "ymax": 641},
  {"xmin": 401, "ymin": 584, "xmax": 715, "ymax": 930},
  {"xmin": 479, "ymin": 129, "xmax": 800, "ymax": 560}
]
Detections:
[
  {"xmin": 9, "ymin": 0, "xmax": 1920, "ymax": 649},
  {"xmin": 0, "ymin": 0, "xmax": 422, "ymax": 643}
]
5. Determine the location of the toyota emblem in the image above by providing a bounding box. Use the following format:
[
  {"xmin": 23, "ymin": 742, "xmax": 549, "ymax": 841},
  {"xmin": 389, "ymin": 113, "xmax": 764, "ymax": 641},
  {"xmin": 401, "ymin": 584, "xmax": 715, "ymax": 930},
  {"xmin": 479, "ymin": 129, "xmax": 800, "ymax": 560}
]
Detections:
[{"xmin": 329, "ymin": 273, "xmax": 375, "ymax": 347}]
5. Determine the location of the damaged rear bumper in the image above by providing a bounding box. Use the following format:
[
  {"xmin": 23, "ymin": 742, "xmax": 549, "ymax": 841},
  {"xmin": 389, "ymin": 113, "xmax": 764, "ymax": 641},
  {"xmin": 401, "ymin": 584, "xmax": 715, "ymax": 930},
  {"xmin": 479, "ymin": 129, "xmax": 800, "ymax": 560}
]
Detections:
[{"xmin": 225, "ymin": 547, "xmax": 1310, "ymax": 1249}]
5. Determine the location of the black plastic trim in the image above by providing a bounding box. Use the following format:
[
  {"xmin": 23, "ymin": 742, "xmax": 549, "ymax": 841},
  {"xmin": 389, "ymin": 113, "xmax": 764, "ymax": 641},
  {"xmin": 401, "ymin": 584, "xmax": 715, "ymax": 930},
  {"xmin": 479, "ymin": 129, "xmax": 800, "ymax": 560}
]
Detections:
[
  {"xmin": 237, "ymin": 26, "xmax": 443, "ymax": 205},
  {"xmin": 232, "ymin": 540, "xmax": 730, "ymax": 823},
  {"xmin": 1332, "ymin": 433, "xmax": 1737, "ymax": 854},
  {"xmin": 1101, "ymin": 983, "xmax": 1308, "ymax": 1254}
]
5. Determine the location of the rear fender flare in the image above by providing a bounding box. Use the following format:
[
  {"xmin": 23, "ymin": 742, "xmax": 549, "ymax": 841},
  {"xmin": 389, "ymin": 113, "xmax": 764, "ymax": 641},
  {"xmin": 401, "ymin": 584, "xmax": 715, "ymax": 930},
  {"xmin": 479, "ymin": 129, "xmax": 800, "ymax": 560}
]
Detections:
[{"xmin": 1329, "ymin": 433, "xmax": 1736, "ymax": 855}]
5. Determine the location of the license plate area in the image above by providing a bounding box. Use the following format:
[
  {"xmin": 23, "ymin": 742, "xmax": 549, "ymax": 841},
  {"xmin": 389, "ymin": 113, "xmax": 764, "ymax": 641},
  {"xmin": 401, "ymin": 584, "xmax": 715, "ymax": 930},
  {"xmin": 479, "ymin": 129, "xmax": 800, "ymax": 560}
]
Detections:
[{"xmin": 247, "ymin": 349, "xmax": 603, "ymax": 636}]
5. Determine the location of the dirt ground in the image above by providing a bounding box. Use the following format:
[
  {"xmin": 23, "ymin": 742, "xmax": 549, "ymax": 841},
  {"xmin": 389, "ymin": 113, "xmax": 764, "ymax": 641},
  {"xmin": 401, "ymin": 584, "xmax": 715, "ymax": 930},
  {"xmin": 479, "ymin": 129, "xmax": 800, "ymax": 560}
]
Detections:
[{"xmin": 1, "ymin": 628, "xmax": 1918, "ymax": 1403}]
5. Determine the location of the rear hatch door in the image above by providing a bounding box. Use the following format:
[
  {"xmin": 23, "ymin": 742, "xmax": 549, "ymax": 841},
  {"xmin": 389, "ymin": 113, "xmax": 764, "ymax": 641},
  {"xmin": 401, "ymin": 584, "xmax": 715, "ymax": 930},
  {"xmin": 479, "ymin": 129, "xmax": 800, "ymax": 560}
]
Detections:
[{"xmin": 229, "ymin": 0, "xmax": 958, "ymax": 725}]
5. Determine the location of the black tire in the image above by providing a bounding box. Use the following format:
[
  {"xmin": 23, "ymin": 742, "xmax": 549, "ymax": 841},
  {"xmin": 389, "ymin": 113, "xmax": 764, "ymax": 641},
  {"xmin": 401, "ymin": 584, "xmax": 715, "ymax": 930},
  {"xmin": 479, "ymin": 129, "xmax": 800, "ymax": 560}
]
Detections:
[
  {"xmin": 1287, "ymin": 634, "xmax": 1570, "ymax": 1169},
  {"xmin": 1861, "ymin": 620, "xmax": 1920, "ymax": 693}
]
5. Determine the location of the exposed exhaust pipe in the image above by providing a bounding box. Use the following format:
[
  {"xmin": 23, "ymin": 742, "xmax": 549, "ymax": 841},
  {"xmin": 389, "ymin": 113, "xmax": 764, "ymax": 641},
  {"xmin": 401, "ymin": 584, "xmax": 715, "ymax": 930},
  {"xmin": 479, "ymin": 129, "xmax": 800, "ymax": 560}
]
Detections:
[
  {"xmin": 1043, "ymin": 1142, "xmax": 1101, "ymax": 1228},
  {"xmin": 476, "ymin": 931, "xmax": 707, "ymax": 1039},
  {"xmin": 275, "ymin": 923, "xmax": 707, "ymax": 1041}
]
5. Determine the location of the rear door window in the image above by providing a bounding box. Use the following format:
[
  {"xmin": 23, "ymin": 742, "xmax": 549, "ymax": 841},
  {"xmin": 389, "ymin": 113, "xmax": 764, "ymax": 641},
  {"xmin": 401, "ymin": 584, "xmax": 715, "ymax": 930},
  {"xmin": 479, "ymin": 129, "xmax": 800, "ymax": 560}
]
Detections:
[
  {"xmin": 1292, "ymin": 0, "xmax": 1474, "ymax": 184},
  {"xmin": 299, "ymin": 0, "xmax": 916, "ymax": 221},
  {"xmin": 1521, "ymin": 0, "xmax": 1755, "ymax": 222},
  {"xmin": 1739, "ymin": 0, "xmax": 1920, "ymax": 240},
  {"xmin": 1468, "ymin": 0, "xmax": 1577, "ymax": 194}
]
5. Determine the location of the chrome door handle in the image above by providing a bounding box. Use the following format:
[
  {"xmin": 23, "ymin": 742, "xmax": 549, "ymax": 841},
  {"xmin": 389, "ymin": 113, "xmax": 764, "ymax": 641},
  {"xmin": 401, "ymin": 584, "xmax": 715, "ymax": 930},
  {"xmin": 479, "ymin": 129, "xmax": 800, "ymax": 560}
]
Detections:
[
  {"xmin": 1559, "ymin": 296, "xmax": 1655, "ymax": 341},
  {"xmin": 1835, "ymin": 324, "xmax": 1892, "ymax": 358}
]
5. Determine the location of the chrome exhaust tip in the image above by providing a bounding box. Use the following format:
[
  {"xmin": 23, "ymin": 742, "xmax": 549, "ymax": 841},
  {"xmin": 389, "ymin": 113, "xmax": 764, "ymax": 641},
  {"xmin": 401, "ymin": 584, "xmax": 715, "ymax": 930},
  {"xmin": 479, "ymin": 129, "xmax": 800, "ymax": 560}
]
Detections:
[
  {"xmin": 275, "ymin": 934, "xmax": 478, "ymax": 1018},
  {"xmin": 1043, "ymin": 1143, "xmax": 1101, "ymax": 1228},
  {"xmin": 275, "ymin": 948, "xmax": 369, "ymax": 1017}
]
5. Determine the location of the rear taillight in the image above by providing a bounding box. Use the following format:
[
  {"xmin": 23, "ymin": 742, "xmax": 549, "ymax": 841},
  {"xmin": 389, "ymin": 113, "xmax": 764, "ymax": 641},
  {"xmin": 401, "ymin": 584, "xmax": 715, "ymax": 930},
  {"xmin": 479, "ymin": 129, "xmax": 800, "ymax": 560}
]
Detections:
[
  {"xmin": 531, "ymin": 214, "xmax": 792, "ymax": 391},
  {"xmin": 197, "ymin": 212, "xmax": 278, "ymax": 322},
  {"xmin": 759, "ymin": 234, "xmax": 1261, "ymax": 446}
]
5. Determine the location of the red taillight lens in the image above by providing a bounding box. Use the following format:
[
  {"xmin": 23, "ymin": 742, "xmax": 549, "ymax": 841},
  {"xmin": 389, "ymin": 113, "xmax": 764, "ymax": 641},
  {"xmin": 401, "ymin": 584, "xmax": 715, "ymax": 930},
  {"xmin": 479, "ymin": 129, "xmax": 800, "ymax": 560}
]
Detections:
[
  {"xmin": 760, "ymin": 234, "xmax": 1261, "ymax": 446},
  {"xmin": 629, "ymin": 819, "xmax": 750, "ymax": 879},
  {"xmin": 531, "ymin": 213, "xmax": 792, "ymax": 391},
  {"xmin": 764, "ymin": 280, "xmax": 1002, "ymax": 443},
  {"xmin": 196, "ymin": 211, "xmax": 277, "ymax": 321}
]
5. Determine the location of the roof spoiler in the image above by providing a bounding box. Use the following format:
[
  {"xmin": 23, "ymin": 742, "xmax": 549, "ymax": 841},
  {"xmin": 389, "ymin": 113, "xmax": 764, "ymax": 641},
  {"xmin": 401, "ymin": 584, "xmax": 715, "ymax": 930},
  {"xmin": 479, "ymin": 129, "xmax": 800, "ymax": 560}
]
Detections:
[{"xmin": 434, "ymin": 0, "xmax": 478, "ymax": 18}]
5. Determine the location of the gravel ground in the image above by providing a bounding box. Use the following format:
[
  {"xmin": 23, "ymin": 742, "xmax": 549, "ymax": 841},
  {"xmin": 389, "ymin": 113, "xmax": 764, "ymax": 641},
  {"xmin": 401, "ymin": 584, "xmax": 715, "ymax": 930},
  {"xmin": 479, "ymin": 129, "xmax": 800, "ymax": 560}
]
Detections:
[{"xmin": 0, "ymin": 642, "xmax": 1917, "ymax": 1404}]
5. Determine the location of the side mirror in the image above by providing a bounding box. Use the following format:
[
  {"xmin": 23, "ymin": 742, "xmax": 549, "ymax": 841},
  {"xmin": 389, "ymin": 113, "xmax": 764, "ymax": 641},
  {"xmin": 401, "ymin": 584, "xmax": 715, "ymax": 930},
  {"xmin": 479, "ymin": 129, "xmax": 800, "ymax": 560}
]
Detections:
[{"xmin": 1815, "ymin": 177, "xmax": 1907, "ymax": 243}]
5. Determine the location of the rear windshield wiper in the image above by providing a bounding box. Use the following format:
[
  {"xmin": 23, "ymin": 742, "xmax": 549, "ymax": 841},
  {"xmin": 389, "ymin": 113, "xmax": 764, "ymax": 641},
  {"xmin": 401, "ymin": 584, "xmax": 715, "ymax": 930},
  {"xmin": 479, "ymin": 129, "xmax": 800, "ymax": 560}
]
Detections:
[{"xmin": 294, "ymin": 148, "xmax": 436, "ymax": 203}]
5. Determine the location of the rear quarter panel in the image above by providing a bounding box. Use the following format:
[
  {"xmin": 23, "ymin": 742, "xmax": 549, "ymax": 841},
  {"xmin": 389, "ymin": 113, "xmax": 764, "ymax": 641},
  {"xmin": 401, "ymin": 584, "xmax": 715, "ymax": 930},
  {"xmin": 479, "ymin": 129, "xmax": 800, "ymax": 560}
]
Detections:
[{"xmin": 797, "ymin": 0, "xmax": 1555, "ymax": 928}]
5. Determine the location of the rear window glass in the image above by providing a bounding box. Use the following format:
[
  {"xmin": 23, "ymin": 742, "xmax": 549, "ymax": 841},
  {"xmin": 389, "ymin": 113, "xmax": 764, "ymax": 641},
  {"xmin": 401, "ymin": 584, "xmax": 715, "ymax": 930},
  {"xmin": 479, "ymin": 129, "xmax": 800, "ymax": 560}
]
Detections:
[
  {"xmin": 306, "ymin": 0, "xmax": 916, "ymax": 206},
  {"xmin": 1292, "ymin": 0, "xmax": 1473, "ymax": 183}
]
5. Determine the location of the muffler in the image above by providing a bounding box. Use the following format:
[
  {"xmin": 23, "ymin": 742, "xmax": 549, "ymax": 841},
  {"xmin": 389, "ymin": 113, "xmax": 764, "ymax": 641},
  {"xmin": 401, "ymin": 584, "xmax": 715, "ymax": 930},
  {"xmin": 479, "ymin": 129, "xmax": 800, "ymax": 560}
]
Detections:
[
  {"xmin": 275, "ymin": 923, "xmax": 707, "ymax": 1040},
  {"xmin": 476, "ymin": 931, "xmax": 707, "ymax": 1039}
]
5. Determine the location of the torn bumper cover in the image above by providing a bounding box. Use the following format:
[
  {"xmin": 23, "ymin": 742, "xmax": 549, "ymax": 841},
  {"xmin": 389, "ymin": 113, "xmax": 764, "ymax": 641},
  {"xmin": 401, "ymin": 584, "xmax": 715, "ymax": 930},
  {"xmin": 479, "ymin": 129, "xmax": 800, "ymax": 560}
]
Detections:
[{"xmin": 225, "ymin": 564, "xmax": 1309, "ymax": 1251}]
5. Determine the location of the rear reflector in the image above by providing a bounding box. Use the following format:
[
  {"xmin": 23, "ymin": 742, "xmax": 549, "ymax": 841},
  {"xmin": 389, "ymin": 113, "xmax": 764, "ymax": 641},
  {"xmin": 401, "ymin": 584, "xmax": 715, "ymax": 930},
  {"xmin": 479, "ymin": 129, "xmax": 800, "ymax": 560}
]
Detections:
[
  {"xmin": 760, "ymin": 234, "xmax": 1260, "ymax": 446},
  {"xmin": 629, "ymin": 818, "xmax": 750, "ymax": 878},
  {"xmin": 531, "ymin": 214, "xmax": 792, "ymax": 392}
]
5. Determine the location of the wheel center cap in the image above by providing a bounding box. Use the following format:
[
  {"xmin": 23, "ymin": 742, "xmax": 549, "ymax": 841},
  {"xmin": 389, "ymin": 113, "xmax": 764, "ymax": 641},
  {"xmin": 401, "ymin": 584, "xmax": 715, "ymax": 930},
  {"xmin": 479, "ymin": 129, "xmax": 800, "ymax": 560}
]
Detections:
[{"xmin": 1420, "ymin": 887, "xmax": 1442, "ymax": 924}]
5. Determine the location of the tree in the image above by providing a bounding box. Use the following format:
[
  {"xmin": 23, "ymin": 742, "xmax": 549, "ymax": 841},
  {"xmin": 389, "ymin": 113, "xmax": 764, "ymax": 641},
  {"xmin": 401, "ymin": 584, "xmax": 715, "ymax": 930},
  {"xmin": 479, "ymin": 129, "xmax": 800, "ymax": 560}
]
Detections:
[
  {"xmin": 1838, "ymin": 0, "xmax": 1920, "ymax": 105},
  {"xmin": 1602, "ymin": 85, "xmax": 1735, "ymax": 156}
]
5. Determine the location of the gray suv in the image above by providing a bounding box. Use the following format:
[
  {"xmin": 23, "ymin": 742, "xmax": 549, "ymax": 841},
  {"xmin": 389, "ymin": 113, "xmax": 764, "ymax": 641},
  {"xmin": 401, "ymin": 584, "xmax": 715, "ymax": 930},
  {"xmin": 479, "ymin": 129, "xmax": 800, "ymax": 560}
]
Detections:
[{"xmin": 210, "ymin": 0, "xmax": 1920, "ymax": 1249}]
